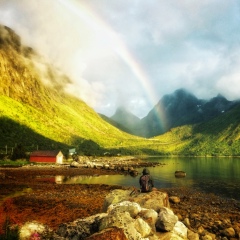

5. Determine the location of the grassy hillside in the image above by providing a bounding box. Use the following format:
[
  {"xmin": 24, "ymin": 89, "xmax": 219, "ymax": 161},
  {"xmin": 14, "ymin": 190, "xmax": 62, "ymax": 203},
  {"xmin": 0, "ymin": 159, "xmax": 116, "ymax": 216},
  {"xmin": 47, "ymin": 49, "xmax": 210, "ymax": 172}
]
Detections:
[
  {"xmin": 0, "ymin": 25, "xmax": 172, "ymax": 156},
  {"xmin": 153, "ymin": 104, "xmax": 240, "ymax": 156},
  {"xmin": 0, "ymin": 94, "xmax": 171, "ymax": 156},
  {"xmin": 1, "ymin": 24, "xmax": 240, "ymax": 157}
]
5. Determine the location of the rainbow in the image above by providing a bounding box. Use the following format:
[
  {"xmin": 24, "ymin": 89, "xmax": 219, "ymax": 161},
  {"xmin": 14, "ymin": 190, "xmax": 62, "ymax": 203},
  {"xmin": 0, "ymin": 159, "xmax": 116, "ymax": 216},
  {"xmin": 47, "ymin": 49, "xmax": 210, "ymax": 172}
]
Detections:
[{"xmin": 57, "ymin": 0, "xmax": 167, "ymax": 131}]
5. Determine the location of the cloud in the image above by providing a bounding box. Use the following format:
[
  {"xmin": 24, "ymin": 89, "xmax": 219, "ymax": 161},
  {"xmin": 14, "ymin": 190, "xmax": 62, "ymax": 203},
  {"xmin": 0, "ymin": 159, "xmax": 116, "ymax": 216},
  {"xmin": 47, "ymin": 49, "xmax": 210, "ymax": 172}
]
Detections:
[{"xmin": 0, "ymin": 0, "xmax": 240, "ymax": 118}]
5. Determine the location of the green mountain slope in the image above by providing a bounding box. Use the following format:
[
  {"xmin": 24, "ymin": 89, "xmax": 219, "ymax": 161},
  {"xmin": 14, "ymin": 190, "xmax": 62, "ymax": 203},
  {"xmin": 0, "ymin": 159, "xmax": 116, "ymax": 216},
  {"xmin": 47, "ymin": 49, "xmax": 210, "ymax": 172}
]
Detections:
[
  {"xmin": 0, "ymin": 25, "xmax": 149, "ymax": 154},
  {"xmin": 1, "ymin": 24, "xmax": 240, "ymax": 157},
  {"xmin": 154, "ymin": 104, "xmax": 240, "ymax": 156}
]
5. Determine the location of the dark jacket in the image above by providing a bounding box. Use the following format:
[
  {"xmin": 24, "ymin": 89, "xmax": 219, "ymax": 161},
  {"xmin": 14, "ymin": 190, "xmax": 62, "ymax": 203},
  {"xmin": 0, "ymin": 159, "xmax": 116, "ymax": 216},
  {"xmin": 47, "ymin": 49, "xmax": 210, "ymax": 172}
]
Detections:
[{"xmin": 139, "ymin": 168, "xmax": 154, "ymax": 192}]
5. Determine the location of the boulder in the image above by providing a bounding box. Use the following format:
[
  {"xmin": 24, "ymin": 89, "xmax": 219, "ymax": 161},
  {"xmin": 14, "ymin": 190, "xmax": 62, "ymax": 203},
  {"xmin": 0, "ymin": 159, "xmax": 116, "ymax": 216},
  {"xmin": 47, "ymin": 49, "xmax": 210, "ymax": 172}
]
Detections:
[
  {"xmin": 130, "ymin": 190, "xmax": 170, "ymax": 212},
  {"xmin": 134, "ymin": 218, "xmax": 152, "ymax": 238},
  {"xmin": 102, "ymin": 189, "xmax": 133, "ymax": 212},
  {"xmin": 103, "ymin": 189, "xmax": 170, "ymax": 212},
  {"xmin": 53, "ymin": 190, "xmax": 197, "ymax": 240},
  {"xmin": 107, "ymin": 201, "xmax": 142, "ymax": 218},
  {"xmin": 169, "ymin": 196, "xmax": 181, "ymax": 204},
  {"xmin": 100, "ymin": 201, "xmax": 154, "ymax": 239},
  {"xmin": 103, "ymin": 164, "xmax": 109, "ymax": 169},
  {"xmin": 175, "ymin": 171, "xmax": 186, "ymax": 178},
  {"xmin": 19, "ymin": 221, "xmax": 46, "ymax": 240},
  {"xmin": 99, "ymin": 210, "xmax": 145, "ymax": 239},
  {"xmin": 138, "ymin": 208, "xmax": 158, "ymax": 230},
  {"xmin": 156, "ymin": 207, "xmax": 178, "ymax": 232},
  {"xmin": 70, "ymin": 161, "xmax": 81, "ymax": 168},
  {"xmin": 93, "ymin": 163, "xmax": 104, "ymax": 169},
  {"xmin": 173, "ymin": 221, "xmax": 188, "ymax": 239},
  {"xmin": 56, "ymin": 213, "xmax": 107, "ymax": 240}
]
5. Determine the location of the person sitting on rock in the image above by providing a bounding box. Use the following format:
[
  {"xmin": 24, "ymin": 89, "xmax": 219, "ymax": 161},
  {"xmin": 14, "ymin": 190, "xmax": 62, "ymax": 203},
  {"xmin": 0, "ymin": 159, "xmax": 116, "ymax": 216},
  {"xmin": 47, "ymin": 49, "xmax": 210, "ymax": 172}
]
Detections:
[{"xmin": 139, "ymin": 168, "xmax": 154, "ymax": 192}]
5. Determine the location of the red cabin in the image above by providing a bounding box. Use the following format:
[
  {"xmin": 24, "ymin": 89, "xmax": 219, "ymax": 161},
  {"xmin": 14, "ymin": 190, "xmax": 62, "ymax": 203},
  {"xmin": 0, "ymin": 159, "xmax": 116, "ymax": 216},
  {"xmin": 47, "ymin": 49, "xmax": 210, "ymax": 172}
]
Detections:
[{"xmin": 30, "ymin": 150, "xmax": 63, "ymax": 164}]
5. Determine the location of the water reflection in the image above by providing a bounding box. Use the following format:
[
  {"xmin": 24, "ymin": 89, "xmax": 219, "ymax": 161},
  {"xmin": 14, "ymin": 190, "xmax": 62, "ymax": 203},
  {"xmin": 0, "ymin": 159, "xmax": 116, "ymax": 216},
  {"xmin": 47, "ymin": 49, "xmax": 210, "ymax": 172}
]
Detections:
[{"xmin": 50, "ymin": 157, "xmax": 240, "ymax": 200}]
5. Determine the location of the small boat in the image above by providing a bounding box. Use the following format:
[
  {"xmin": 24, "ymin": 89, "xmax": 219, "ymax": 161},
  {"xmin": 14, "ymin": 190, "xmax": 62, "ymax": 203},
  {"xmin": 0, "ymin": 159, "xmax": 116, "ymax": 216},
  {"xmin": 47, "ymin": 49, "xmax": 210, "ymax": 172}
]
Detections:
[{"xmin": 175, "ymin": 170, "xmax": 186, "ymax": 178}]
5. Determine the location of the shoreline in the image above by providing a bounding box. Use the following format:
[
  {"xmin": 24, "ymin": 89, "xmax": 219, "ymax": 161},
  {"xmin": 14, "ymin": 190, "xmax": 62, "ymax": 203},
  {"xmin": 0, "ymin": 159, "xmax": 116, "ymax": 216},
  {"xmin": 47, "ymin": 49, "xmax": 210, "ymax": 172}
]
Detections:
[{"xmin": 0, "ymin": 165, "xmax": 239, "ymax": 239}]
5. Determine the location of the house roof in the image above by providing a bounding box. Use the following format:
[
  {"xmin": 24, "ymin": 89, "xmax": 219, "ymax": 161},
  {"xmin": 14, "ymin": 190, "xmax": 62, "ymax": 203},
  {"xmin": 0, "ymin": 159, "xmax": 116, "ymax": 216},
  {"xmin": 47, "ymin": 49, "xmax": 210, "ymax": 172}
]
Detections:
[{"xmin": 30, "ymin": 150, "xmax": 62, "ymax": 157}]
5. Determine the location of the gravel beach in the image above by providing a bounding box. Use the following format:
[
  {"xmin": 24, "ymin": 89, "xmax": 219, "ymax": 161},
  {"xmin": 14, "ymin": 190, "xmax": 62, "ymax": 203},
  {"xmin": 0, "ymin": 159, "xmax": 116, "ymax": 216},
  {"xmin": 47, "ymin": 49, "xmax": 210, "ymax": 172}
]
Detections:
[{"xmin": 0, "ymin": 165, "xmax": 239, "ymax": 239}]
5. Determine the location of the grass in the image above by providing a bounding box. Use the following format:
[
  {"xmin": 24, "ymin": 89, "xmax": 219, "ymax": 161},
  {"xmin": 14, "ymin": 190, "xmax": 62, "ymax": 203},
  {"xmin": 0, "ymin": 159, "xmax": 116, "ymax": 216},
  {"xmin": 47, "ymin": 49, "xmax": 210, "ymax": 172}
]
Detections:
[
  {"xmin": 0, "ymin": 159, "xmax": 29, "ymax": 166},
  {"xmin": 1, "ymin": 30, "xmax": 240, "ymax": 157}
]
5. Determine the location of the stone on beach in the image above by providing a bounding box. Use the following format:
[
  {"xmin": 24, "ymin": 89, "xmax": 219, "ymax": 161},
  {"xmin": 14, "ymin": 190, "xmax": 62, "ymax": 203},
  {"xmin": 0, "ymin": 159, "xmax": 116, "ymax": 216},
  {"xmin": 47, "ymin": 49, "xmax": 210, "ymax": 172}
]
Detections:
[
  {"xmin": 103, "ymin": 189, "xmax": 170, "ymax": 212},
  {"xmin": 54, "ymin": 189, "xmax": 195, "ymax": 240}
]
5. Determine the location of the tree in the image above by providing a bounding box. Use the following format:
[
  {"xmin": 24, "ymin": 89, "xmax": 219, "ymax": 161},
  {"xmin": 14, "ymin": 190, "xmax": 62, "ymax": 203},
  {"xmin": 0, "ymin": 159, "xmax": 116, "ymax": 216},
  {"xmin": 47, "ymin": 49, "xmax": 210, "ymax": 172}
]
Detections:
[
  {"xmin": 11, "ymin": 144, "xmax": 26, "ymax": 160},
  {"xmin": 78, "ymin": 140, "xmax": 103, "ymax": 156}
]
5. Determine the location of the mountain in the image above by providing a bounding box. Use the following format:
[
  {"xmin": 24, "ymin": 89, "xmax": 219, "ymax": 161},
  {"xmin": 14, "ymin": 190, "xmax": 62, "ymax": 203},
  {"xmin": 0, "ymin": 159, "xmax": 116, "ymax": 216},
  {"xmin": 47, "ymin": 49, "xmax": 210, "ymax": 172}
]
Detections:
[
  {"xmin": 1, "ymin": 24, "xmax": 240, "ymax": 157},
  {"xmin": 110, "ymin": 107, "xmax": 142, "ymax": 136},
  {"xmin": 98, "ymin": 113, "xmax": 134, "ymax": 135},
  {"xmin": 154, "ymin": 103, "xmax": 240, "ymax": 156},
  {"xmin": 110, "ymin": 89, "xmax": 239, "ymax": 138},
  {"xmin": 0, "ymin": 24, "xmax": 149, "ymax": 156},
  {"xmin": 141, "ymin": 89, "xmax": 239, "ymax": 137}
]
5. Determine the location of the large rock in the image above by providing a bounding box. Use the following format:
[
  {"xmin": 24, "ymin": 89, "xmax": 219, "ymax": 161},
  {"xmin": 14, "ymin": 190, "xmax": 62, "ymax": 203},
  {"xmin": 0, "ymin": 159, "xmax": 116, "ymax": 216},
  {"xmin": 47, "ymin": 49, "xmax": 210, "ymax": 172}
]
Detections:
[
  {"xmin": 100, "ymin": 201, "xmax": 153, "ymax": 239},
  {"xmin": 103, "ymin": 189, "xmax": 170, "ymax": 212},
  {"xmin": 156, "ymin": 207, "xmax": 178, "ymax": 232},
  {"xmin": 139, "ymin": 208, "xmax": 158, "ymax": 231},
  {"xmin": 100, "ymin": 211, "xmax": 144, "ymax": 239},
  {"xmin": 102, "ymin": 189, "xmax": 133, "ymax": 211},
  {"xmin": 19, "ymin": 221, "xmax": 46, "ymax": 240},
  {"xmin": 131, "ymin": 191, "xmax": 170, "ymax": 212},
  {"xmin": 107, "ymin": 201, "xmax": 142, "ymax": 217},
  {"xmin": 169, "ymin": 196, "xmax": 181, "ymax": 204},
  {"xmin": 173, "ymin": 221, "xmax": 188, "ymax": 239},
  {"xmin": 56, "ymin": 213, "xmax": 107, "ymax": 240},
  {"xmin": 70, "ymin": 161, "xmax": 81, "ymax": 168},
  {"xmin": 54, "ymin": 190, "xmax": 198, "ymax": 240}
]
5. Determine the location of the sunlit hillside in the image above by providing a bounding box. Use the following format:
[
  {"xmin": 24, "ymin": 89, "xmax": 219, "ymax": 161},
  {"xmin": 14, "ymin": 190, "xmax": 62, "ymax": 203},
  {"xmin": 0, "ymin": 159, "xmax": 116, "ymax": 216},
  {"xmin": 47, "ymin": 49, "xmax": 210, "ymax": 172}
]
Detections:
[
  {"xmin": 154, "ymin": 104, "xmax": 240, "ymax": 156},
  {"xmin": 0, "ymin": 25, "xmax": 167, "ymax": 155},
  {"xmin": 1, "ymin": 24, "xmax": 240, "ymax": 157}
]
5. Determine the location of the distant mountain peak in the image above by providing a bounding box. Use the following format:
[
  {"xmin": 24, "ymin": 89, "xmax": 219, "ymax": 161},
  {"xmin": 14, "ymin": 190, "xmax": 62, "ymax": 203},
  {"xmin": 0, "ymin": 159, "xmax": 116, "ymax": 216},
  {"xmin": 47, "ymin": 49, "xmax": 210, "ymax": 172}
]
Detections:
[
  {"xmin": 112, "ymin": 106, "xmax": 140, "ymax": 121},
  {"xmin": 108, "ymin": 88, "xmax": 240, "ymax": 138},
  {"xmin": 113, "ymin": 106, "xmax": 139, "ymax": 119}
]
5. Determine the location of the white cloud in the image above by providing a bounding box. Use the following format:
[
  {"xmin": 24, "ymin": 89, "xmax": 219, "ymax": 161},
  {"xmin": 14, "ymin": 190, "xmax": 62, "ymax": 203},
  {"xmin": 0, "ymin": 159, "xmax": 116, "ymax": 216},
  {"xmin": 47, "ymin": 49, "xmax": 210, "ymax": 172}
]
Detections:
[
  {"xmin": 0, "ymin": 0, "xmax": 240, "ymax": 117},
  {"xmin": 217, "ymin": 73, "xmax": 240, "ymax": 100}
]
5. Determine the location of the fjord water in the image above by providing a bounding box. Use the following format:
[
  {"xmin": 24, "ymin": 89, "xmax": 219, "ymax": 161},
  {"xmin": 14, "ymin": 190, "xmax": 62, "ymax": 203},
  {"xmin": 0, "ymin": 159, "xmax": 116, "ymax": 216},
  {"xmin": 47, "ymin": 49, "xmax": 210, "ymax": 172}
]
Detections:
[{"xmin": 61, "ymin": 157, "xmax": 240, "ymax": 201}]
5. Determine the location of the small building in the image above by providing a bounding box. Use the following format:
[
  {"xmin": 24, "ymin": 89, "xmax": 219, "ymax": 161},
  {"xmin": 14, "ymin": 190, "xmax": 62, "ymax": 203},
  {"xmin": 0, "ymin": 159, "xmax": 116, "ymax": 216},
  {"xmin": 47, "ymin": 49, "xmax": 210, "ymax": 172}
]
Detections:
[
  {"xmin": 69, "ymin": 148, "xmax": 76, "ymax": 156},
  {"xmin": 30, "ymin": 150, "xmax": 63, "ymax": 164}
]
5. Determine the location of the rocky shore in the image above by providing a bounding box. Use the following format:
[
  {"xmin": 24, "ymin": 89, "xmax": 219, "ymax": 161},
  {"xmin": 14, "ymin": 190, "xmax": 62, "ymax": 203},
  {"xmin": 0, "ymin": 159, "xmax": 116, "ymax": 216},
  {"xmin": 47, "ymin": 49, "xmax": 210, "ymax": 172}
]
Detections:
[{"xmin": 0, "ymin": 158, "xmax": 239, "ymax": 239}]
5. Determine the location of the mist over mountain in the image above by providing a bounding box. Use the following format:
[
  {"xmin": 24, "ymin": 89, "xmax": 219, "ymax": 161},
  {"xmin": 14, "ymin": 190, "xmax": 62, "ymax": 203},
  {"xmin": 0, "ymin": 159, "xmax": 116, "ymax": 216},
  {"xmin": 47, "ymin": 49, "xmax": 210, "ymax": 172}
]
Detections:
[
  {"xmin": 110, "ymin": 107, "xmax": 141, "ymax": 135},
  {"xmin": 110, "ymin": 89, "xmax": 239, "ymax": 138},
  {"xmin": 0, "ymin": 24, "xmax": 141, "ymax": 154},
  {"xmin": 1, "ymin": 24, "xmax": 240, "ymax": 157},
  {"xmin": 0, "ymin": 25, "xmax": 72, "ymax": 111}
]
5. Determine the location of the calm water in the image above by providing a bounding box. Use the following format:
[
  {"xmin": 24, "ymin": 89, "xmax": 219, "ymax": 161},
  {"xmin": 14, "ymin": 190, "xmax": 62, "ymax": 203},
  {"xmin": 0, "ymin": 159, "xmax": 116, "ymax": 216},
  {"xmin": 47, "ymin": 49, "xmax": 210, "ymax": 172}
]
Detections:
[{"xmin": 56, "ymin": 157, "xmax": 240, "ymax": 201}]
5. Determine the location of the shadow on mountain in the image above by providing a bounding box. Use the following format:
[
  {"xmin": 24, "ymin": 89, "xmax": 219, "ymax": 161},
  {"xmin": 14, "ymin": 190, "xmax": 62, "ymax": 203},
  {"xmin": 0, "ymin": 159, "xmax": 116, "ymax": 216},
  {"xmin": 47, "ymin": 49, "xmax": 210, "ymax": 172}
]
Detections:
[
  {"xmin": 0, "ymin": 116, "xmax": 70, "ymax": 154},
  {"xmin": 192, "ymin": 104, "xmax": 240, "ymax": 136}
]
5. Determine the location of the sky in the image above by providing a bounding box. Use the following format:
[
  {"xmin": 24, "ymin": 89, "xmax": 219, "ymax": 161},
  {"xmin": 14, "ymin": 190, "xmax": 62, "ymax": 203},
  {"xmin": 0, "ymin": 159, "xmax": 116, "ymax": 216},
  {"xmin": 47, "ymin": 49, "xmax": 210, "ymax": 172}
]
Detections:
[{"xmin": 0, "ymin": 0, "xmax": 240, "ymax": 118}]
